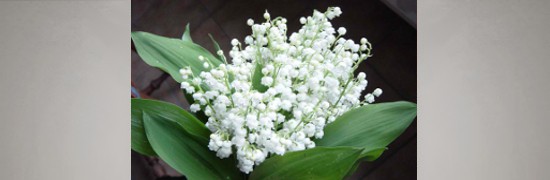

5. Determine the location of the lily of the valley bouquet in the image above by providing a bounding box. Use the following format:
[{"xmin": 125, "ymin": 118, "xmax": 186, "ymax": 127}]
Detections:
[{"xmin": 132, "ymin": 7, "xmax": 416, "ymax": 179}]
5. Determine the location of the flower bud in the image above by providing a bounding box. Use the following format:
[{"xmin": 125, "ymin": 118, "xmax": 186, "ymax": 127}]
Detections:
[
  {"xmin": 337, "ymin": 27, "xmax": 346, "ymax": 35},
  {"xmin": 263, "ymin": 10, "xmax": 270, "ymax": 19}
]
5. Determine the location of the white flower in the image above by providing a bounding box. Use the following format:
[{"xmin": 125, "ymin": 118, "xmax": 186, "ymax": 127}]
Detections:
[
  {"xmin": 338, "ymin": 27, "xmax": 346, "ymax": 35},
  {"xmin": 179, "ymin": 7, "xmax": 378, "ymax": 173},
  {"xmin": 333, "ymin": 7, "xmax": 342, "ymax": 16},
  {"xmin": 180, "ymin": 81, "xmax": 190, "ymax": 89},
  {"xmin": 373, "ymin": 88, "xmax": 383, "ymax": 97},
  {"xmin": 190, "ymin": 104, "xmax": 201, "ymax": 112},
  {"xmin": 300, "ymin": 17, "xmax": 307, "ymax": 24},
  {"xmin": 263, "ymin": 10, "xmax": 270, "ymax": 20},
  {"xmin": 231, "ymin": 38, "xmax": 239, "ymax": 46},
  {"xmin": 244, "ymin": 36, "xmax": 254, "ymax": 44},
  {"xmin": 358, "ymin": 72, "xmax": 366, "ymax": 79},
  {"xmin": 361, "ymin": 38, "xmax": 368, "ymax": 44},
  {"xmin": 360, "ymin": 44, "xmax": 368, "ymax": 51},
  {"xmin": 364, "ymin": 93, "xmax": 375, "ymax": 103},
  {"xmin": 261, "ymin": 76, "xmax": 273, "ymax": 86}
]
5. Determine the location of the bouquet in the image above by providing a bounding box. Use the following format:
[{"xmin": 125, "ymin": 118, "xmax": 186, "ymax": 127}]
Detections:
[{"xmin": 132, "ymin": 7, "xmax": 416, "ymax": 179}]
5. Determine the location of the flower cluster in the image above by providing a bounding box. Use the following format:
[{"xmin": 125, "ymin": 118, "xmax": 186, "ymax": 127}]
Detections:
[{"xmin": 180, "ymin": 7, "xmax": 382, "ymax": 173}]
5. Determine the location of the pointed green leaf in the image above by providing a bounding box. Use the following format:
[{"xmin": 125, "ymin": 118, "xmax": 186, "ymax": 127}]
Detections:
[
  {"xmin": 131, "ymin": 31, "xmax": 221, "ymax": 83},
  {"xmin": 131, "ymin": 105, "xmax": 156, "ymax": 156},
  {"xmin": 346, "ymin": 147, "xmax": 387, "ymax": 177},
  {"xmin": 315, "ymin": 101, "xmax": 416, "ymax": 160},
  {"xmin": 182, "ymin": 23, "xmax": 193, "ymax": 42},
  {"xmin": 250, "ymin": 147, "xmax": 362, "ymax": 180},
  {"xmin": 143, "ymin": 112, "xmax": 243, "ymax": 180},
  {"xmin": 131, "ymin": 99, "xmax": 211, "ymax": 156},
  {"xmin": 208, "ymin": 33, "xmax": 222, "ymax": 56},
  {"xmin": 344, "ymin": 147, "xmax": 387, "ymax": 178},
  {"xmin": 132, "ymin": 98, "xmax": 210, "ymax": 139},
  {"xmin": 361, "ymin": 147, "xmax": 387, "ymax": 161}
]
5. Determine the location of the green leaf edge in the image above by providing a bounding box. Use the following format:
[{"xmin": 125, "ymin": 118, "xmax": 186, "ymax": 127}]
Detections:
[
  {"xmin": 250, "ymin": 146, "xmax": 363, "ymax": 180},
  {"xmin": 182, "ymin": 23, "xmax": 193, "ymax": 42},
  {"xmin": 142, "ymin": 112, "xmax": 242, "ymax": 180},
  {"xmin": 131, "ymin": 31, "xmax": 222, "ymax": 83}
]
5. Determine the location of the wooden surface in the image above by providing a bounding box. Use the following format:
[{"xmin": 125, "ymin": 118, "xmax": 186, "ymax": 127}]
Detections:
[{"xmin": 131, "ymin": 0, "xmax": 417, "ymax": 179}]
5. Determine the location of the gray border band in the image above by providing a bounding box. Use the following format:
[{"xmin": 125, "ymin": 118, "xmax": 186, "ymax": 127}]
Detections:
[
  {"xmin": 419, "ymin": 0, "xmax": 550, "ymax": 179},
  {"xmin": 0, "ymin": 1, "xmax": 129, "ymax": 179}
]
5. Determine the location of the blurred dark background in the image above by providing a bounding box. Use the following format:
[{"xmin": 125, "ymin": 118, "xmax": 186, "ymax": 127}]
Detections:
[{"xmin": 131, "ymin": 0, "xmax": 416, "ymax": 179}]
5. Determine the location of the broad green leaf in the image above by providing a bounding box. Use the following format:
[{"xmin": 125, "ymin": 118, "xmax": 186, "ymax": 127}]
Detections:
[
  {"xmin": 131, "ymin": 31, "xmax": 221, "ymax": 83},
  {"xmin": 208, "ymin": 33, "xmax": 222, "ymax": 57},
  {"xmin": 143, "ymin": 112, "xmax": 243, "ymax": 180},
  {"xmin": 181, "ymin": 23, "xmax": 193, "ymax": 42},
  {"xmin": 131, "ymin": 99, "xmax": 211, "ymax": 156},
  {"xmin": 316, "ymin": 101, "xmax": 416, "ymax": 160},
  {"xmin": 251, "ymin": 62, "xmax": 268, "ymax": 92},
  {"xmin": 131, "ymin": 104, "xmax": 156, "ymax": 156},
  {"xmin": 250, "ymin": 147, "xmax": 362, "ymax": 180},
  {"xmin": 132, "ymin": 98, "xmax": 210, "ymax": 139}
]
